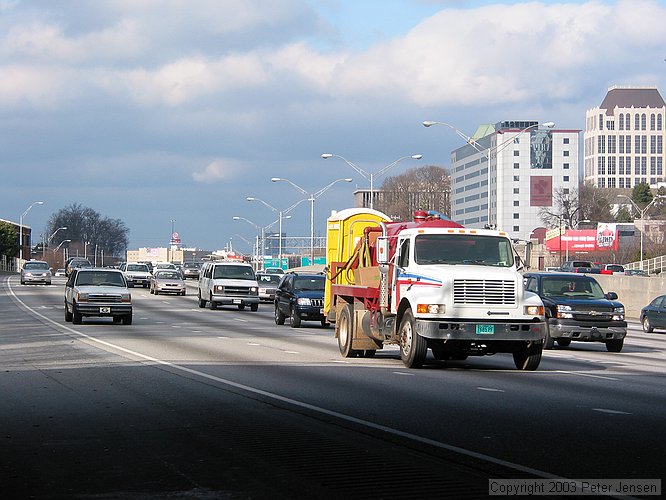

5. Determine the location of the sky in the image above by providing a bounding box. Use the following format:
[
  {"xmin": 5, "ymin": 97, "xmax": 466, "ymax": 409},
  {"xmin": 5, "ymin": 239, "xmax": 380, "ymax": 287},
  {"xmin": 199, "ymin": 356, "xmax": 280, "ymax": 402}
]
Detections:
[{"xmin": 2, "ymin": 0, "xmax": 666, "ymax": 254}]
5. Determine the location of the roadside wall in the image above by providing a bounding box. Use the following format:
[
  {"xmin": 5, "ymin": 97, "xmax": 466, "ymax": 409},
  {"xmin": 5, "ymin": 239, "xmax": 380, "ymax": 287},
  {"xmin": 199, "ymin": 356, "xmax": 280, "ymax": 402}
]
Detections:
[{"xmin": 578, "ymin": 274, "xmax": 664, "ymax": 320}]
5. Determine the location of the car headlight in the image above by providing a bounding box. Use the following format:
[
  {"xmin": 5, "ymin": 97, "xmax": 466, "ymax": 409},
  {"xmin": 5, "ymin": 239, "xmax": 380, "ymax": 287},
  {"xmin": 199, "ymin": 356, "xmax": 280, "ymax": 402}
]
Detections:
[
  {"xmin": 417, "ymin": 304, "xmax": 446, "ymax": 314},
  {"xmin": 612, "ymin": 307, "xmax": 625, "ymax": 321},
  {"xmin": 556, "ymin": 304, "xmax": 574, "ymax": 319},
  {"xmin": 524, "ymin": 305, "xmax": 544, "ymax": 316},
  {"xmin": 297, "ymin": 297, "xmax": 312, "ymax": 306},
  {"xmin": 25, "ymin": 272, "xmax": 33, "ymax": 277}
]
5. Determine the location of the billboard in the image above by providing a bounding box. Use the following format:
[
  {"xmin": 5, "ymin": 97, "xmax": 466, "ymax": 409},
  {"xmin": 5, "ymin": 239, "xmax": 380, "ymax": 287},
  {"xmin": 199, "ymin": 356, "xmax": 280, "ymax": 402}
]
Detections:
[{"xmin": 545, "ymin": 223, "xmax": 618, "ymax": 253}]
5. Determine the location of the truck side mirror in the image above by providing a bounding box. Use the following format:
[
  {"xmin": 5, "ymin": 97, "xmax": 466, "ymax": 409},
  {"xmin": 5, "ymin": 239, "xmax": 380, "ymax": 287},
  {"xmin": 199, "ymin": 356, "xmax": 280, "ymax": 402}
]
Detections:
[
  {"xmin": 606, "ymin": 292, "xmax": 618, "ymax": 300},
  {"xmin": 376, "ymin": 237, "xmax": 389, "ymax": 265}
]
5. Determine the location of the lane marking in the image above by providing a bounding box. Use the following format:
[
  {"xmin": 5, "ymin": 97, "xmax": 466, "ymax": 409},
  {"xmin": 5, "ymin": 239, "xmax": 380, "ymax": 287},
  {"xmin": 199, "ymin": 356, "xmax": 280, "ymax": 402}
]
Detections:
[
  {"xmin": 592, "ymin": 408, "xmax": 632, "ymax": 415},
  {"xmin": 477, "ymin": 387, "xmax": 505, "ymax": 393},
  {"xmin": 393, "ymin": 371, "xmax": 414, "ymax": 376},
  {"xmin": 555, "ymin": 371, "xmax": 620, "ymax": 381}
]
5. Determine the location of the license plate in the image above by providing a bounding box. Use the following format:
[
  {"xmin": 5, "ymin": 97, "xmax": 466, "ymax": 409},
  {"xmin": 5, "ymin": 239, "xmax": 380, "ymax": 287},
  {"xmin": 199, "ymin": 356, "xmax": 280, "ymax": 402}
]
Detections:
[
  {"xmin": 476, "ymin": 324, "xmax": 494, "ymax": 335},
  {"xmin": 232, "ymin": 299, "xmax": 241, "ymax": 304},
  {"xmin": 100, "ymin": 307, "xmax": 111, "ymax": 314}
]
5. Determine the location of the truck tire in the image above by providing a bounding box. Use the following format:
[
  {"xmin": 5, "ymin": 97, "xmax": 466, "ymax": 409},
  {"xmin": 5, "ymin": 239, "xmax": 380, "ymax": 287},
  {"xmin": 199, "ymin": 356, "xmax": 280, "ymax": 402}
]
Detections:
[
  {"xmin": 290, "ymin": 306, "xmax": 301, "ymax": 328},
  {"xmin": 556, "ymin": 338, "xmax": 571, "ymax": 347},
  {"xmin": 198, "ymin": 292, "xmax": 206, "ymax": 308},
  {"xmin": 64, "ymin": 304, "xmax": 73, "ymax": 322},
  {"xmin": 543, "ymin": 323, "xmax": 554, "ymax": 349},
  {"xmin": 399, "ymin": 309, "xmax": 427, "ymax": 368},
  {"xmin": 337, "ymin": 304, "xmax": 359, "ymax": 358},
  {"xmin": 250, "ymin": 303, "xmax": 258, "ymax": 312},
  {"xmin": 122, "ymin": 313, "xmax": 133, "ymax": 325},
  {"xmin": 513, "ymin": 341, "xmax": 542, "ymax": 370},
  {"xmin": 606, "ymin": 338, "xmax": 624, "ymax": 352},
  {"xmin": 72, "ymin": 303, "xmax": 82, "ymax": 325},
  {"xmin": 209, "ymin": 295, "xmax": 217, "ymax": 310}
]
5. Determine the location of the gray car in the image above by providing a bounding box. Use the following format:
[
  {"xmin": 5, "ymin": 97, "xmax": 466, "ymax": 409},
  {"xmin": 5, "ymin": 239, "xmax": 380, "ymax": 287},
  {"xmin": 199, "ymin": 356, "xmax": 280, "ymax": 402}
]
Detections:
[
  {"xmin": 20, "ymin": 260, "xmax": 52, "ymax": 285},
  {"xmin": 64, "ymin": 268, "xmax": 132, "ymax": 325}
]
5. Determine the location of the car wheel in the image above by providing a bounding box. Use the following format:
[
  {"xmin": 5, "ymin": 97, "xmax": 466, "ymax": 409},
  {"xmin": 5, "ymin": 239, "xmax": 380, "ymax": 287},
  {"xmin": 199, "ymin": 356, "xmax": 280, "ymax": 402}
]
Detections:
[
  {"xmin": 122, "ymin": 313, "xmax": 133, "ymax": 325},
  {"xmin": 20, "ymin": 280, "xmax": 25, "ymax": 285},
  {"xmin": 320, "ymin": 319, "xmax": 330, "ymax": 328},
  {"xmin": 399, "ymin": 309, "xmax": 427, "ymax": 368},
  {"xmin": 290, "ymin": 306, "xmax": 301, "ymax": 328},
  {"xmin": 556, "ymin": 338, "xmax": 571, "ymax": 347},
  {"xmin": 642, "ymin": 316, "xmax": 654, "ymax": 333},
  {"xmin": 72, "ymin": 304, "xmax": 82, "ymax": 325},
  {"xmin": 606, "ymin": 338, "xmax": 624, "ymax": 352},
  {"xmin": 64, "ymin": 304, "xmax": 73, "ymax": 322},
  {"xmin": 513, "ymin": 341, "xmax": 543, "ymax": 371},
  {"xmin": 250, "ymin": 303, "xmax": 258, "ymax": 312},
  {"xmin": 275, "ymin": 303, "xmax": 285, "ymax": 325}
]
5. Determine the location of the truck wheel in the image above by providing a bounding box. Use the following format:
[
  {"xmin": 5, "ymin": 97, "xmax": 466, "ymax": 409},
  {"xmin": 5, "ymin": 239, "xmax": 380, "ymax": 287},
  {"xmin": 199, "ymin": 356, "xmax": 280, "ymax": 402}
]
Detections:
[
  {"xmin": 290, "ymin": 307, "xmax": 301, "ymax": 328},
  {"xmin": 64, "ymin": 304, "xmax": 73, "ymax": 322},
  {"xmin": 556, "ymin": 338, "xmax": 571, "ymax": 347},
  {"xmin": 250, "ymin": 303, "xmax": 258, "ymax": 312},
  {"xmin": 543, "ymin": 323, "xmax": 554, "ymax": 349},
  {"xmin": 275, "ymin": 303, "xmax": 285, "ymax": 325},
  {"xmin": 337, "ymin": 304, "xmax": 359, "ymax": 358},
  {"xmin": 122, "ymin": 313, "xmax": 133, "ymax": 325},
  {"xmin": 513, "ymin": 341, "xmax": 542, "ymax": 370},
  {"xmin": 198, "ymin": 293, "xmax": 206, "ymax": 308},
  {"xmin": 238, "ymin": 304, "xmax": 245, "ymax": 310},
  {"xmin": 606, "ymin": 339, "xmax": 624, "ymax": 352},
  {"xmin": 399, "ymin": 309, "xmax": 427, "ymax": 368},
  {"xmin": 209, "ymin": 295, "xmax": 217, "ymax": 310},
  {"xmin": 642, "ymin": 317, "xmax": 653, "ymax": 333},
  {"xmin": 72, "ymin": 304, "xmax": 82, "ymax": 325}
]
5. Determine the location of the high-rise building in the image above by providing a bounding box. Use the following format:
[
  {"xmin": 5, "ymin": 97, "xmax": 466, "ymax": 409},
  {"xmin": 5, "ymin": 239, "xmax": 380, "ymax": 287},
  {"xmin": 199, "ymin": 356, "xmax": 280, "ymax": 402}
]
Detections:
[
  {"xmin": 450, "ymin": 121, "xmax": 579, "ymax": 240},
  {"xmin": 584, "ymin": 86, "xmax": 665, "ymax": 189}
]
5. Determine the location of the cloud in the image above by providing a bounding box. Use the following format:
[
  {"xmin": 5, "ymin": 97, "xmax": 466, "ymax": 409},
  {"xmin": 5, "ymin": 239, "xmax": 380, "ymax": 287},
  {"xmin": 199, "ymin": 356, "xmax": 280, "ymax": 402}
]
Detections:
[{"xmin": 192, "ymin": 159, "xmax": 242, "ymax": 183}]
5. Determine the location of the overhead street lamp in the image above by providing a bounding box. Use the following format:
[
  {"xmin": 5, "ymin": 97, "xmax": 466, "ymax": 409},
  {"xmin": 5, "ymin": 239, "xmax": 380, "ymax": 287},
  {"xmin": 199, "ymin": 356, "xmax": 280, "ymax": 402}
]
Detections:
[
  {"xmin": 19, "ymin": 201, "xmax": 44, "ymax": 262},
  {"xmin": 245, "ymin": 197, "xmax": 304, "ymax": 267},
  {"xmin": 48, "ymin": 226, "xmax": 68, "ymax": 244},
  {"xmin": 233, "ymin": 215, "xmax": 288, "ymax": 270},
  {"xmin": 618, "ymin": 194, "xmax": 665, "ymax": 270},
  {"xmin": 54, "ymin": 239, "xmax": 71, "ymax": 267},
  {"xmin": 320, "ymin": 154, "xmax": 422, "ymax": 210},
  {"xmin": 423, "ymin": 120, "xmax": 554, "ymax": 229},
  {"xmin": 271, "ymin": 177, "xmax": 352, "ymax": 264}
]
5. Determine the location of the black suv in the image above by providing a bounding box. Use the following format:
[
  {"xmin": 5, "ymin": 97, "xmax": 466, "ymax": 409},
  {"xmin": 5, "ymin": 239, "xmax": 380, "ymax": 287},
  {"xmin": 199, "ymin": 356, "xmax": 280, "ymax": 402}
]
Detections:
[
  {"xmin": 274, "ymin": 273, "xmax": 327, "ymax": 328},
  {"xmin": 523, "ymin": 272, "xmax": 626, "ymax": 352}
]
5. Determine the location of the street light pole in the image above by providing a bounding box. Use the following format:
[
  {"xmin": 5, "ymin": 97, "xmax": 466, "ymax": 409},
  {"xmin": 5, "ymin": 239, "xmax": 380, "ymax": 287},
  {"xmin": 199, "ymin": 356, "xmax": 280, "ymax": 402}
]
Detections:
[
  {"xmin": 321, "ymin": 154, "xmax": 422, "ymax": 210},
  {"xmin": 271, "ymin": 177, "xmax": 353, "ymax": 264},
  {"xmin": 423, "ymin": 120, "xmax": 554, "ymax": 229},
  {"xmin": 618, "ymin": 195, "xmax": 665, "ymax": 270},
  {"xmin": 234, "ymin": 214, "xmax": 291, "ymax": 270},
  {"xmin": 19, "ymin": 201, "xmax": 44, "ymax": 262}
]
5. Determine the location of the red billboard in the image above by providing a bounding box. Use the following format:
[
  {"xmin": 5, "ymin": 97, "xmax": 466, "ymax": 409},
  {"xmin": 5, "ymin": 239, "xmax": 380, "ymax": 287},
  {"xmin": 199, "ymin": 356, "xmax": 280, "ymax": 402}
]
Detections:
[{"xmin": 545, "ymin": 224, "xmax": 619, "ymax": 253}]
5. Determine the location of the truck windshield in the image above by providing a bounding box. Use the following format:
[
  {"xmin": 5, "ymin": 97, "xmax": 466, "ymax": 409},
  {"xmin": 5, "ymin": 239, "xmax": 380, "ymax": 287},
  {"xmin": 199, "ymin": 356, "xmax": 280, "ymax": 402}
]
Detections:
[
  {"xmin": 414, "ymin": 234, "xmax": 514, "ymax": 267},
  {"xmin": 541, "ymin": 278, "xmax": 606, "ymax": 299},
  {"xmin": 213, "ymin": 265, "xmax": 255, "ymax": 280}
]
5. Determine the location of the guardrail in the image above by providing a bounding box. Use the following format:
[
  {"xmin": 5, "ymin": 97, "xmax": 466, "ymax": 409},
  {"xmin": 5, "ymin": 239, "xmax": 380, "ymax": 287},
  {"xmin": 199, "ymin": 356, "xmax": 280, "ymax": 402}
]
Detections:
[{"xmin": 623, "ymin": 255, "xmax": 665, "ymax": 275}]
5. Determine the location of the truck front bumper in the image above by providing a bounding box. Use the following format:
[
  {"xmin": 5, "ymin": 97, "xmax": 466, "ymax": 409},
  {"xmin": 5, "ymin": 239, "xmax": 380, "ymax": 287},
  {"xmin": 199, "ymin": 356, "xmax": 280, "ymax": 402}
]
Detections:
[
  {"xmin": 416, "ymin": 318, "xmax": 544, "ymax": 341},
  {"xmin": 211, "ymin": 295, "xmax": 260, "ymax": 306},
  {"xmin": 75, "ymin": 304, "xmax": 132, "ymax": 317},
  {"xmin": 549, "ymin": 319, "xmax": 627, "ymax": 341}
]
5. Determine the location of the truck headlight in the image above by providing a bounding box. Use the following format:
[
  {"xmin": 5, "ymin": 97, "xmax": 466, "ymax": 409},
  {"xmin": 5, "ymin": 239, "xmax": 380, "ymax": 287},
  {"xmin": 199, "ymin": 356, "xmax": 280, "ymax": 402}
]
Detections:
[
  {"xmin": 524, "ymin": 305, "xmax": 544, "ymax": 316},
  {"xmin": 121, "ymin": 293, "xmax": 131, "ymax": 303},
  {"xmin": 417, "ymin": 304, "xmax": 446, "ymax": 314},
  {"xmin": 297, "ymin": 298, "xmax": 312, "ymax": 306},
  {"xmin": 612, "ymin": 307, "xmax": 625, "ymax": 321},
  {"xmin": 213, "ymin": 285, "xmax": 225, "ymax": 293},
  {"xmin": 250, "ymin": 287, "xmax": 258, "ymax": 295},
  {"xmin": 556, "ymin": 304, "xmax": 574, "ymax": 319},
  {"xmin": 77, "ymin": 292, "xmax": 89, "ymax": 302}
]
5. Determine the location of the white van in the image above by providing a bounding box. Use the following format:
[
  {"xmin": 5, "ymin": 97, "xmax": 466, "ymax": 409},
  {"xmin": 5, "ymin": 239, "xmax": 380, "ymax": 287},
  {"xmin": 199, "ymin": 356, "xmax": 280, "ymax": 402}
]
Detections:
[{"xmin": 198, "ymin": 261, "xmax": 260, "ymax": 311}]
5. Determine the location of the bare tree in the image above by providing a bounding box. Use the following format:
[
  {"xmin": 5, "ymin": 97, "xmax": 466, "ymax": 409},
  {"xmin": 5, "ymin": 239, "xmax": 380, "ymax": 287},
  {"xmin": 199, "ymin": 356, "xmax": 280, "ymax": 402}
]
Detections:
[{"xmin": 539, "ymin": 182, "xmax": 614, "ymax": 228}]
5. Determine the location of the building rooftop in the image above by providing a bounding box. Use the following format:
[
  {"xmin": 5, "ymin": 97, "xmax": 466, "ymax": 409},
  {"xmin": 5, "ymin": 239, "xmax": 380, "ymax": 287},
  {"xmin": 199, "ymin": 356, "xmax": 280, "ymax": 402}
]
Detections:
[{"xmin": 599, "ymin": 86, "xmax": 665, "ymax": 115}]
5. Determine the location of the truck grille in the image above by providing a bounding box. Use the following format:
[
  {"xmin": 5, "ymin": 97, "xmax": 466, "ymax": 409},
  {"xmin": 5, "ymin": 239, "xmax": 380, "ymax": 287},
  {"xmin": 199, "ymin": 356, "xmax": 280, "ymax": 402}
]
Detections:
[
  {"xmin": 453, "ymin": 279, "xmax": 516, "ymax": 305},
  {"xmin": 225, "ymin": 286, "xmax": 254, "ymax": 296},
  {"xmin": 88, "ymin": 294, "xmax": 124, "ymax": 303}
]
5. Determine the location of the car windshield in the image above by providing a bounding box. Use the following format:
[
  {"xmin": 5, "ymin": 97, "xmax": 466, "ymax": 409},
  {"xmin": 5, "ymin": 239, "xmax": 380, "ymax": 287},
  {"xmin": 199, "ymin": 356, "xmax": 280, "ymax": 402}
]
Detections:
[
  {"xmin": 157, "ymin": 271, "xmax": 181, "ymax": 280},
  {"xmin": 213, "ymin": 265, "xmax": 255, "ymax": 280},
  {"xmin": 24, "ymin": 262, "xmax": 49, "ymax": 270},
  {"xmin": 127, "ymin": 264, "xmax": 149, "ymax": 272},
  {"xmin": 156, "ymin": 264, "xmax": 175, "ymax": 269},
  {"xmin": 414, "ymin": 234, "xmax": 514, "ymax": 267},
  {"xmin": 257, "ymin": 274, "xmax": 281, "ymax": 285},
  {"xmin": 76, "ymin": 271, "xmax": 125, "ymax": 287},
  {"xmin": 294, "ymin": 277, "xmax": 325, "ymax": 291},
  {"xmin": 184, "ymin": 263, "xmax": 199, "ymax": 269},
  {"xmin": 541, "ymin": 278, "xmax": 606, "ymax": 299}
]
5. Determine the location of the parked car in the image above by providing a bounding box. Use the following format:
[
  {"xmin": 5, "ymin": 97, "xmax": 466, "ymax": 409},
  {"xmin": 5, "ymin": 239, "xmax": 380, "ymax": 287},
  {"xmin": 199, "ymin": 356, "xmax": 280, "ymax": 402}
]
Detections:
[
  {"xmin": 640, "ymin": 295, "xmax": 666, "ymax": 333},
  {"xmin": 256, "ymin": 273, "xmax": 281, "ymax": 302},
  {"xmin": 274, "ymin": 272, "xmax": 327, "ymax": 328},
  {"xmin": 558, "ymin": 260, "xmax": 601, "ymax": 274},
  {"xmin": 523, "ymin": 272, "xmax": 626, "ymax": 352},
  {"xmin": 198, "ymin": 261, "xmax": 259, "ymax": 311},
  {"xmin": 65, "ymin": 257, "xmax": 92, "ymax": 276},
  {"xmin": 150, "ymin": 270, "xmax": 186, "ymax": 296},
  {"xmin": 64, "ymin": 268, "xmax": 132, "ymax": 325},
  {"xmin": 20, "ymin": 260, "xmax": 52, "ymax": 285},
  {"xmin": 625, "ymin": 269, "xmax": 649, "ymax": 277},
  {"xmin": 119, "ymin": 262, "xmax": 152, "ymax": 288},
  {"xmin": 182, "ymin": 262, "xmax": 201, "ymax": 279}
]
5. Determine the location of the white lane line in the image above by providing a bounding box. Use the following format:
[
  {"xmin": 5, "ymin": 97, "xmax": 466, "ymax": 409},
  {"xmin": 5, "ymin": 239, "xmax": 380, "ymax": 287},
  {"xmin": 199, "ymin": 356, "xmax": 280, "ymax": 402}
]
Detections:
[
  {"xmin": 247, "ymin": 342, "xmax": 261, "ymax": 346},
  {"xmin": 592, "ymin": 408, "xmax": 632, "ymax": 415},
  {"xmin": 393, "ymin": 371, "xmax": 415, "ymax": 376},
  {"xmin": 555, "ymin": 371, "xmax": 620, "ymax": 381},
  {"xmin": 235, "ymin": 318, "xmax": 249, "ymax": 323},
  {"xmin": 283, "ymin": 350, "xmax": 300, "ymax": 354},
  {"xmin": 477, "ymin": 387, "xmax": 505, "ymax": 393},
  {"xmin": 2, "ymin": 277, "xmax": 594, "ymax": 484}
]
